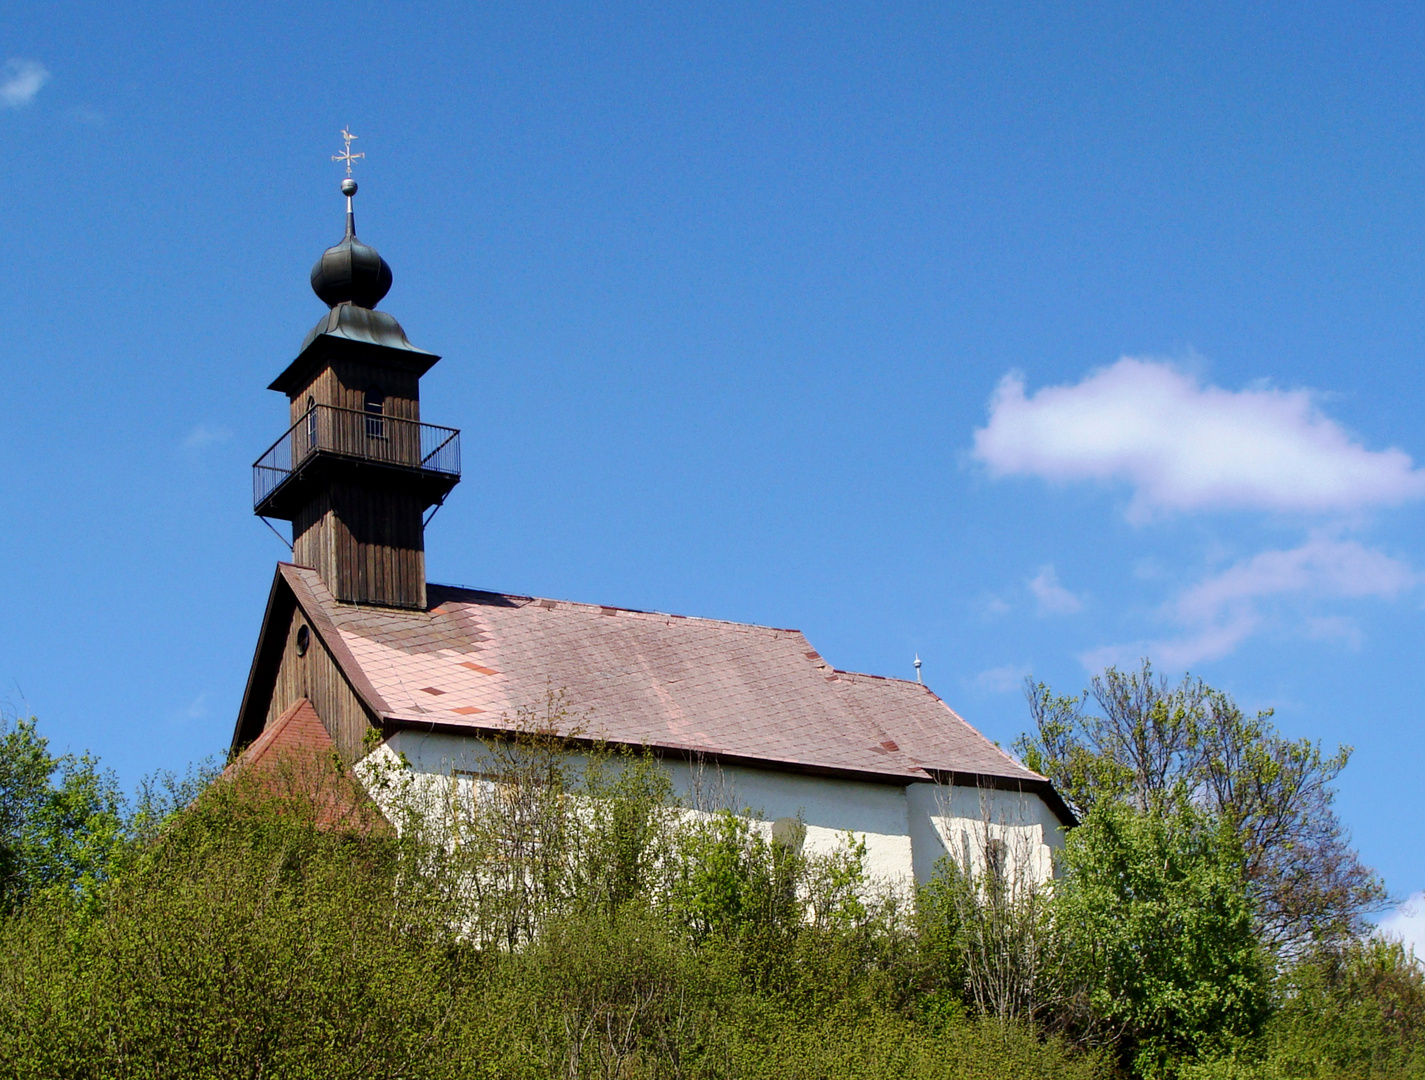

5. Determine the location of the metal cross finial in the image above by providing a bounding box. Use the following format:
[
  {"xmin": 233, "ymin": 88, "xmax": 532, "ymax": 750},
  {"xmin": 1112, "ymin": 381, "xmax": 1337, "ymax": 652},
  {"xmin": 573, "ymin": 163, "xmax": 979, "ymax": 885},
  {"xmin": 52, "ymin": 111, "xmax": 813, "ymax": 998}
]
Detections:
[{"xmin": 332, "ymin": 126, "xmax": 364, "ymax": 177}]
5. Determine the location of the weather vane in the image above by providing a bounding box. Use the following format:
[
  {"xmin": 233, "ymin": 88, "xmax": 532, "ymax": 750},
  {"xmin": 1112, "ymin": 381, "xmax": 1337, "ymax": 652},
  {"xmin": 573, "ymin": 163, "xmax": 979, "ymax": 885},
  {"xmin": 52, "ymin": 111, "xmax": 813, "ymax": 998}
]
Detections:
[{"xmin": 332, "ymin": 126, "xmax": 364, "ymax": 177}]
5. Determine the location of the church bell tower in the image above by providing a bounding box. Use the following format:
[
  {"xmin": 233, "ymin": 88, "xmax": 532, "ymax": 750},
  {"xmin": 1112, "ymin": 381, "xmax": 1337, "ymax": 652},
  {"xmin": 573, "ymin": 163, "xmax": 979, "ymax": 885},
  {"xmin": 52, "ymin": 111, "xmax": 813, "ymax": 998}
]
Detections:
[{"xmin": 252, "ymin": 167, "xmax": 461, "ymax": 610}]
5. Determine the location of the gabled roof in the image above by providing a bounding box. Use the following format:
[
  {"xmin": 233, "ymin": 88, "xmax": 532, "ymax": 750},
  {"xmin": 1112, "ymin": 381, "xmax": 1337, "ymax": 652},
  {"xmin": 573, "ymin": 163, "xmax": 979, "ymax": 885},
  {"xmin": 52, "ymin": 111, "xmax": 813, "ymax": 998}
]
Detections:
[
  {"xmin": 230, "ymin": 697, "xmax": 335, "ymax": 770},
  {"xmin": 235, "ymin": 564, "xmax": 1073, "ymax": 825}
]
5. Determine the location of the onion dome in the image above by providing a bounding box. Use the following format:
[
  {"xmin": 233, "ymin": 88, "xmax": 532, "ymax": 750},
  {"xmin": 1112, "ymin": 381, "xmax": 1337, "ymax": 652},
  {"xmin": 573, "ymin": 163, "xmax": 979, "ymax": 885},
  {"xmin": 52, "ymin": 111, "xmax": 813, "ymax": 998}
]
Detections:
[{"xmin": 310, "ymin": 179, "xmax": 393, "ymax": 309}]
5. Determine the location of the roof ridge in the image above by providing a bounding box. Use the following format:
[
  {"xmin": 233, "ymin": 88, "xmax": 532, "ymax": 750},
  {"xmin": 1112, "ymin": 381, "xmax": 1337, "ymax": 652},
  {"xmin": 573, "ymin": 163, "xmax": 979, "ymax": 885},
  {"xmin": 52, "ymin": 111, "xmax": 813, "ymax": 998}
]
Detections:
[
  {"xmin": 832, "ymin": 667, "xmax": 922, "ymax": 686},
  {"xmin": 427, "ymin": 581, "xmax": 804, "ymax": 635}
]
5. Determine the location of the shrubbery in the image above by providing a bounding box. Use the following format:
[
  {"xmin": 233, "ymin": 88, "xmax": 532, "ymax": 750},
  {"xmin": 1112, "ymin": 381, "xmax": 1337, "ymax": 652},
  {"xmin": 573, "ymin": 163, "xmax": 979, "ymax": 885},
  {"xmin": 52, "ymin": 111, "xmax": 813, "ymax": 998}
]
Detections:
[
  {"xmin": 0, "ymin": 741, "xmax": 1101, "ymax": 1079},
  {"xmin": 0, "ymin": 667, "xmax": 1418, "ymax": 1079}
]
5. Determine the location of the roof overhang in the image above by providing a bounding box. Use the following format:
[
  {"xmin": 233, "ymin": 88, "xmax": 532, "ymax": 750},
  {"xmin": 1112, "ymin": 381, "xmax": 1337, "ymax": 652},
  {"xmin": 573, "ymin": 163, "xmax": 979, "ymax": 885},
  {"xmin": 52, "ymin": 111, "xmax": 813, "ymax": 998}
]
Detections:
[{"xmin": 269, "ymin": 305, "xmax": 441, "ymax": 396}]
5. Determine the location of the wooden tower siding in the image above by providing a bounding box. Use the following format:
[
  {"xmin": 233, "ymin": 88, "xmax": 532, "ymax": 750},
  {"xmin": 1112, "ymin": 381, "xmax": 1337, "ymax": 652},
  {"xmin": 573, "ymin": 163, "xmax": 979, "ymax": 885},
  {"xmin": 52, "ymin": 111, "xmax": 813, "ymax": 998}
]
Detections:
[
  {"xmin": 292, "ymin": 481, "xmax": 429, "ymax": 610},
  {"xmin": 255, "ymin": 312, "xmax": 456, "ymax": 611},
  {"xmin": 285, "ymin": 354, "xmax": 421, "ymax": 426}
]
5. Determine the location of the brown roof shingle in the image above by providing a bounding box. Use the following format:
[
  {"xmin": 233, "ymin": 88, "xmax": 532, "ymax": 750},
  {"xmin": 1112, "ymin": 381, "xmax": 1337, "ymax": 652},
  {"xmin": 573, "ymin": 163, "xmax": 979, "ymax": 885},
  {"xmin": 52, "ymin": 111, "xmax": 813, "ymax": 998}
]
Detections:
[{"xmin": 279, "ymin": 565, "xmax": 1046, "ymax": 789}]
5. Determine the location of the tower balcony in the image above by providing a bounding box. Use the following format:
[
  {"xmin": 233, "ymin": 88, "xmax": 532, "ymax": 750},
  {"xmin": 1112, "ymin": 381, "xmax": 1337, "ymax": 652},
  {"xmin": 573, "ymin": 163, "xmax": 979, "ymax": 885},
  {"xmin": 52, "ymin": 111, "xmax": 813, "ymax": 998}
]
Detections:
[{"xmin": 253, "ymin": 404, "xmax": 461, "ymax": 520}]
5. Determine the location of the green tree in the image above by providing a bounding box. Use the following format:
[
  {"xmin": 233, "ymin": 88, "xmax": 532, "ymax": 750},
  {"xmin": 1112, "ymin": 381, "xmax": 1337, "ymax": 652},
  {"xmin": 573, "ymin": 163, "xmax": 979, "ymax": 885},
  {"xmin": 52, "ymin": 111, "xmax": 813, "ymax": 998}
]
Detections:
[
  {"xmin": 1263, "ymin": 936, "xmax": 1425, "ymax": 1079},
  {"xmin": 1017, "ymin": 661, "xmax": 1385, "ymax": 951},
  {"xmin": 1053, "ymin": 800, "xmax": 1270, "ymax": 1078},
  {"xmin": 0, "ymin": 713, "xmax": 125, "ymax": 911}
]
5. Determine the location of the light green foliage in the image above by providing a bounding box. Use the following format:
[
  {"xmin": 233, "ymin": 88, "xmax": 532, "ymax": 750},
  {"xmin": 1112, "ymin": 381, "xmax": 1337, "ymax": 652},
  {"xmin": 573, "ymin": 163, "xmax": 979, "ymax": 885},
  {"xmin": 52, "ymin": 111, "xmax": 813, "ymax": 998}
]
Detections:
[
  {"xmin": 0, "ymin": 760, "xmax": 464, "ymax": 1079},
  {"xmin": 0, "ymin": 714, "xmax": 126, "ymax": 911},
  {"xmin": 0, "ymin": 699, "xmax": 1414, "ymax": 1078},
  {"xmin": 666, "ymin": 810, "xmax": 806, "ymax": 941},
  {"xmin": 575, "ymin": 748, "xmax": 681, "ymax": 917},
  {"xmin": 0, "ymin": 719, "xmax": 1110, "ymax": 1080},
  {"xmin": 1053, "ymin": 800, "xmax": 1270, "ymax": 1078}
]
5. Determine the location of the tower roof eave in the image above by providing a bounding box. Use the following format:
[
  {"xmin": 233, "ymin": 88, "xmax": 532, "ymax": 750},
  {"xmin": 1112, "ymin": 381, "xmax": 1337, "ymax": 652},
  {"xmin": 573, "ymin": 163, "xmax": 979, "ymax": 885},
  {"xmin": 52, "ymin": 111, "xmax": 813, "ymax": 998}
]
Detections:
[{"xmin": 268, "ymin": 305, "xmax": 441, "ymax": 394}]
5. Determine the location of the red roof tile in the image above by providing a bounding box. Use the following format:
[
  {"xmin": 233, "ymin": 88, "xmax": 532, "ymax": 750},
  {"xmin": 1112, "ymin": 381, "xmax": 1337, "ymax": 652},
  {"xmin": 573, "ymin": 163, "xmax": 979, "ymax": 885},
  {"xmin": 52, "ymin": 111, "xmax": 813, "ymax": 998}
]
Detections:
[{"xmin": 231, "ymin": 697, "xmax": 335, "ymax": 769}]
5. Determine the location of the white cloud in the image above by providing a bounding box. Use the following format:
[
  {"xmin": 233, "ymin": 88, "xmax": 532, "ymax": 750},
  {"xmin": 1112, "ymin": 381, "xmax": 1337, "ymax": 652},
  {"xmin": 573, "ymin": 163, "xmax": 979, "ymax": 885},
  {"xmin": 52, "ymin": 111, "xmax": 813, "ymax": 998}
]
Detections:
[
  {"xmin": 1082, "ymin": 611, "xmax": 1261, "ymax": 671},
  {"xmin": 981, "ymin": 595, "xmax": 1011, "ymax": 618},
  {"xmin": 1133, "ymin": 557, "xmax": 1167, "ymax": 581},
  {"xmin": 1173, "ymin": 535, "xmax": 1417, "ymax": 625},
  {"xmin": 1082, "ymin": 536, "xmax": 1418, "ymax": 669},
  {"xmin": 183, "ymin": 424, "xmax": 231, "ymax": 449},
  {"xmin": 1027, "ymin": 564, "xmax": 1083, "ymax": 615},
  {"xmin": 1304, "ymin": 614, "xmax": 1363, "ymax": 650},
  {"xmin": 972, "ymin": 358, "xmax": 1425, "ymax": 518},
  {"xmin": 1378, "ymin": 892, "xmax": 1425, "ymax": 958},
  {"xmin": 974, "ymin": 664, "xmax": 1031, "ymax": 694},
  {"xmin": 0, "ymin": 59, "xmax": 49, "ymax": 108}
]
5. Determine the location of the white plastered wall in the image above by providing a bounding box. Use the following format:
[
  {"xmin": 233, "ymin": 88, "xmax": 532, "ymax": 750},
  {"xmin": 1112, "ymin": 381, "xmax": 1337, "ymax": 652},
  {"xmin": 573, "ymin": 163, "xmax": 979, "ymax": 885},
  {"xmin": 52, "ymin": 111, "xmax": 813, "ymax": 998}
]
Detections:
[
  {"xmin": 361, "ymin": 730, "xmax": 1065, "ymax": 893},
  {"xmin": 906, "ymin": 782, "xmax": 1066, "ymax": 886}
]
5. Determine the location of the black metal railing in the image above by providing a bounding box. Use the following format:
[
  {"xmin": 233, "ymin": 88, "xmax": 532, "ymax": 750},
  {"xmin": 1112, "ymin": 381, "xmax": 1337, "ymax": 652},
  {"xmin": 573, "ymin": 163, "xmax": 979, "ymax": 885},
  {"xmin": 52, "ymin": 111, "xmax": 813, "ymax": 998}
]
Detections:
[{"xmin": 253, "ymin": 404, "xmax": 461, "ymax": 509}]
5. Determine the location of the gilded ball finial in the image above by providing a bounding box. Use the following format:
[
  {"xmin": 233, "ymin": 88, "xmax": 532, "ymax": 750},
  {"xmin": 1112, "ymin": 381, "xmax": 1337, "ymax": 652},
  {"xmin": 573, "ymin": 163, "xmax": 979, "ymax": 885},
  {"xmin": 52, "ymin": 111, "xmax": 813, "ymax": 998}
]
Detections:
[{"xmin": 341, "ymin": 178, "xmax": 358, "ymax": 197}]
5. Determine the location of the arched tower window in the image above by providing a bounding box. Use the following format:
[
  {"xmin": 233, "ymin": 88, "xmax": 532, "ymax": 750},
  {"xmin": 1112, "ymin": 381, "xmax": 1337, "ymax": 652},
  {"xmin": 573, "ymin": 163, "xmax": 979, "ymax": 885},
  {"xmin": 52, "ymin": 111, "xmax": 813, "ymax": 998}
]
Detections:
[
  {"xmin": 364, "ymin": 387, "xmax": 385, "ymax": 438},
  {"xmin": 305, "ymin": 396, "xmax": 317, "ymax": 449}
]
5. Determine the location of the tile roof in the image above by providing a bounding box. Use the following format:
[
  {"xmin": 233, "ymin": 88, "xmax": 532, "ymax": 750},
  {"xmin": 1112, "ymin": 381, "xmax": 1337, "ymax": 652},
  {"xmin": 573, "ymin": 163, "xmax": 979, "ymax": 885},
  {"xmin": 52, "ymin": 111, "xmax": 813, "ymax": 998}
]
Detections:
[
  {"xmin": 227, "ymin": 696, "xmax": 384, "ymax": 831},
  {"xmin": 281, "ymin": 565, "xmax": 1045, "ymax": 790},
  {"xmin": 231, "ymin": 696, "xmax": 335, "ymax": 770}
]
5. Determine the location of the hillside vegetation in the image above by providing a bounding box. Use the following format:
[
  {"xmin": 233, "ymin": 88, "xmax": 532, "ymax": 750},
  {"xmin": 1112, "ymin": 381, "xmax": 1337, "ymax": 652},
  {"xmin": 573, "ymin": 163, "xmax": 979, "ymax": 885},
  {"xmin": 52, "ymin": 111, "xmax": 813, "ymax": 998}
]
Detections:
[{"xmin": 0, "ymin": 664, "xmax": 1419, "ymax": 1080}]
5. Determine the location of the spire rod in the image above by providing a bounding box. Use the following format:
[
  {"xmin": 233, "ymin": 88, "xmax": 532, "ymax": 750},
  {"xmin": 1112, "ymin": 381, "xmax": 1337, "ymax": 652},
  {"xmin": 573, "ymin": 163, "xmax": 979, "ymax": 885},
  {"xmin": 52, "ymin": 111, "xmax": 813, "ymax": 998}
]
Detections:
[{"xmin": 332, "ymin": 127, "xmax": 364, "ymax": 236}]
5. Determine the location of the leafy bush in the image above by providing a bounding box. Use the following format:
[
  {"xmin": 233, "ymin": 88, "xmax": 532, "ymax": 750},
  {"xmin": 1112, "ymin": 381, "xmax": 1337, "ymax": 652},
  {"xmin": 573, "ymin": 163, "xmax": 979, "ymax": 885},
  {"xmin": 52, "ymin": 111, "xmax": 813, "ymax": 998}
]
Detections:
[
  {"xmin": 1053, "ymin": 801, "xmax": 1270, "ymax": 1078},
  {"xmin": 1254, "ymin": 937, "xmax": 1425, "ymax": 1080},
  {"xmin": 0, "ymin": 726, "xmax": 1111, "ymax": 1079},
  {"xmin": 0, "ymin": 693, "xmax": 1414, "ymax": 1079}
]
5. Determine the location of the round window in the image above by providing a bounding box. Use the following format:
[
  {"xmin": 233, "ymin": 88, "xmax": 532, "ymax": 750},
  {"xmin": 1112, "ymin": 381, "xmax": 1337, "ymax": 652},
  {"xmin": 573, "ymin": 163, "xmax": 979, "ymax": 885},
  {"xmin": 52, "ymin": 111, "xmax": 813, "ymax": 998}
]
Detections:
[{"xmin": 296, "ymin": 624, "xmax": 310, "ymax": 656}]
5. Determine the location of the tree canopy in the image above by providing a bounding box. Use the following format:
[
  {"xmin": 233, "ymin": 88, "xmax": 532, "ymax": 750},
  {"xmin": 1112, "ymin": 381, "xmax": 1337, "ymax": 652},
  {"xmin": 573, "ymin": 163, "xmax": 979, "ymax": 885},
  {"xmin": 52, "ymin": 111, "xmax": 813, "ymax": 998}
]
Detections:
[
  {"xmin": 1016, "ymin": 661, "xmax": 1387, "ymax": 952},
  {"xmin": 0, "ymin": 714, "xmax": 125, "ymax": 911}
]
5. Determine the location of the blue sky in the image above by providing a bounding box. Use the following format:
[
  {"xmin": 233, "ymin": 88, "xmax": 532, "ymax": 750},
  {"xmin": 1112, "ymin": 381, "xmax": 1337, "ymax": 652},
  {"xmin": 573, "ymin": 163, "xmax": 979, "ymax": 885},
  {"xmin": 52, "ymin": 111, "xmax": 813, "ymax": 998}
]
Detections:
[{"xmin": 2, "ymin": 2, "xmax": 1423, "ymax": 939}]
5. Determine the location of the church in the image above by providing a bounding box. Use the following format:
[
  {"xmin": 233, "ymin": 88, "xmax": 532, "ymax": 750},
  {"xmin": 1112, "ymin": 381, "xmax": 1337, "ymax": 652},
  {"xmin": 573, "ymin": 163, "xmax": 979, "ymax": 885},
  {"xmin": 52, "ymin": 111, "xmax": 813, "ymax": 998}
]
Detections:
[{"xmin": 228, "ymin": 172, "xmax": 1073, "ymax": 890}]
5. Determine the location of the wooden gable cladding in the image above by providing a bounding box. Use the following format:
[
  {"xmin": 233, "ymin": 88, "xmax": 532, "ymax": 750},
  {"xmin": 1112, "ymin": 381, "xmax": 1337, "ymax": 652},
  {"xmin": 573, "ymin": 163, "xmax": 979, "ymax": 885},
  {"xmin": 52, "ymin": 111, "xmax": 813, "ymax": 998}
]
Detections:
[{"xmin": 263, "ymin": 602, "xmax": 380, "ymax": 763}]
